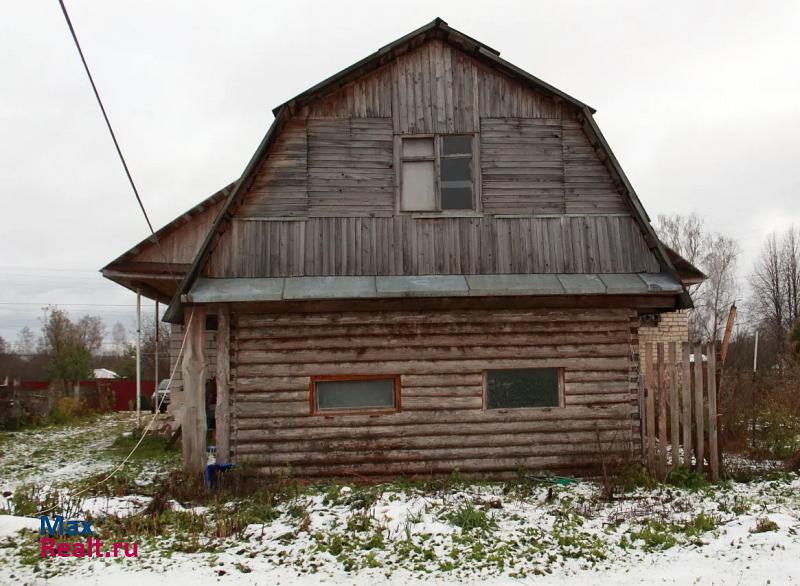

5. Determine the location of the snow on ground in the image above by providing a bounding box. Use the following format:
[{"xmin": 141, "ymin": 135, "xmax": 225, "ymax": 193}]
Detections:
[
  {"xmin": 0, "ymin": 413, "xmax": 137, "ymax": 492},
  {"xmin": 1, "ymin": 415, "xmax": 799, "ymax": 585}
]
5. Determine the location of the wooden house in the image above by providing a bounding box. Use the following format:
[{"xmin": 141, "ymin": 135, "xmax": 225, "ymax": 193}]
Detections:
[{"xmin": 102, "ymin": 19, "xmax": 704, "ymax": 479}]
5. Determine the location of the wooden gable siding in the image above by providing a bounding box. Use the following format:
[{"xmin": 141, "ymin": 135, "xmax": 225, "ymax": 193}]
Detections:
[
  {"xmin": 236, "ymin": 119, "xmax": 308, "ymax": 218},
  {"xmin": 562, "ymin": 120, "xmax": 628, "ymax": 214},
  {"xmin": 133, "ymin": 198, "xmax": 224, "ymax": 264},
  {"xmin": 480, "ymin": 118, "xmax": 566, "ymax": 215},
  {"xmin": 307, "ymin": 118, "xmax": 395, "ymax": 216},
  {"xmin": 206, "ymin": 215, "xmax": 659, "ymax": 277},
  {"xmin": 230, "ymin": 307, "xmax": 639, "ymax": 478}
]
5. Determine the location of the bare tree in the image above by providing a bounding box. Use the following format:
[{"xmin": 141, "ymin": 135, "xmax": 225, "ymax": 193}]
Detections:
[
  {"xmin": 656, "ymin": 212, "xmax": 708, "ymax": 269},
  {"xmin": 702, "ymin": 234, "xmax": 739, "ymax": 342},
  {"xmin": 76, "ymin": 315, "xmax": 106, "ymax": 355},
  {"xmin": 750, "ymin": 226, "xmax": 800, "ymax": 361},
  {"xmin": 15, "ymin": 326, "xmax": 37, "ymax": 355},
  {"xmin": 111, "ymin": 321, "xmax": 128, "ymax": 353},
  {"xmin": 655, "ymin": 213, "xmax": 739, "ymax": 342},
  {"xmin": 750, "ymin": 233, "xmax": 787, "ymax": 355},
  {"xmin": 0, "ymin": 336, "xmax": 6, "ymax": 355}
]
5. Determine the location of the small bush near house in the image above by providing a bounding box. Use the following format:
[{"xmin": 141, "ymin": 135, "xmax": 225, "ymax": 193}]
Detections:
[{"xmin": 51, "ymin": 397, "xmax": 87, "ymax": 424}]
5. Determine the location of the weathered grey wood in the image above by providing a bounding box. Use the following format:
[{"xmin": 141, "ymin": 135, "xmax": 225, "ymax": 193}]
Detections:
[
  {"xmin": 215, "ymin": 305, "xmax": 231, "ymax": 465},
  {"xmin": 181, "ymin": 306, "xmax": 207, "ymax": 474},
  {"xmin": 668, "ymin": 342, "xmax": 680, "ymax": 470},
  {"xmin": 681, "ymin": 342, "xmax": 692, "ymax": 466},
  {"xmin": 229, "ymin": 307, "xmax": 637, "ymax": 477},
  {"xmin": 694, "ymin": 343, "xmax": 705, "ymax": 473},
  {"xmin": 208, "ymin": 215, "xmax": 659, "ymax": 278},
  {"xmin": 656, "ymin": 343, "xmax": 668, "ymax": 477},
  {"xmin": 707, "ymin": 343, "xmax": 719, "ymax": 481}
]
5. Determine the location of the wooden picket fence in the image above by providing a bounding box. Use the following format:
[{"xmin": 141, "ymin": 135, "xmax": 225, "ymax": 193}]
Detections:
[{"xmin": 641, "ymin": 342, "xmax": 720, "ymax": 481}]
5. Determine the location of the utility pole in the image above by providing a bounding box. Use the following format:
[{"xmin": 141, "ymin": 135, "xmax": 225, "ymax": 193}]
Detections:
[
  {"xmin": 136, "ymin": 289, "xmax": 142, "ymax": 427},
  {"xmin": 154, "ymin": 300, "xmax": 159, "ymax": 412},
  {"xmin": 753, "ymin": 330, "xmax": 759, "ymax": 374}
]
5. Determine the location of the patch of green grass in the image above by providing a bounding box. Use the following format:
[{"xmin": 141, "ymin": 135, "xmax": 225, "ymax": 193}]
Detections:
[
  {"xmin": 666, "ymin": 466, "xmax": 709, "ymax": 490},
  {"xmin": 106, "ymin": 429, "xmax": 179, "ymax": 463},
  {"xmin": 444, "ymin": 503, "xmax": 496, "ymax": 533}
]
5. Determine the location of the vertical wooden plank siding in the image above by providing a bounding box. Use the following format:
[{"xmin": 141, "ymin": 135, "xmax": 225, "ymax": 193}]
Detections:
[
  {"xmin": 707, "ymin": 343, "xmax": 719, "ymax": 481},
  {"xmin": 181, "ymin": 306, "xmax": 207, "ymax": 474},
  {"xmin": 216, "ymin": 305, "xmax": 231, "ymax": 465},
  {"xmin": 668, "ymin": 342, "xmax": 680, "ymax": 469},
  {"xmin": 206, "ymin": 215, "xmax": 660, "ymax": 278},
  {"xmin": 681, "ymin": 342, "xmax": 692, "ymax": 466},
  {"xmin": 694, "ymin": 343, "xmax": 705, "ymax": 473},
  {"xmin": 231, "ymin": 307, "xmax": 638, "ymax": 478},
  {"xmin": 644, "ymin": 342, "xmax": 656, "ymax": 471},
  {"xmin": 656, "ymin": 343, "xmax": 667, "ymax": 478}
]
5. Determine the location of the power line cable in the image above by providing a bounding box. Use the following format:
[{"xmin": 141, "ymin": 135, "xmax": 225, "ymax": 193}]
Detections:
[
  {"xmin": 57, "ymin": 0, "xmax": 154, "ymax": 236},
  {"xmin": 57, "ymin": 0, "xmax": 179, "ymax": 286}
]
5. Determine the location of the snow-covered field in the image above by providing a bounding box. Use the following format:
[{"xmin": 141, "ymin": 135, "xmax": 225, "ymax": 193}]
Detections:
[{"xmin": 1, "ymin": 414, "xmax": 799, "ymax": 585}]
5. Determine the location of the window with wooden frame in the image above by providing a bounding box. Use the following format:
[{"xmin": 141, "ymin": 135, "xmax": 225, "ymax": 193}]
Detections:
[
  {"xmin": 400, "ymin": 135, "xmax": 476, "ymax": 212},
  {"xmin": 484, "ymin": 368, "xmax": 564, "ymax": 409},
  {"xmin": 310, "ymin": 375, "xmax": 401, "ymax": 415}
]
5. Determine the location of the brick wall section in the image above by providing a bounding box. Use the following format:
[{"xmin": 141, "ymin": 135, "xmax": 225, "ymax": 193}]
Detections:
[{"xmin": 638, "ymin": 309, "xmax": 689, "ymax": 379}]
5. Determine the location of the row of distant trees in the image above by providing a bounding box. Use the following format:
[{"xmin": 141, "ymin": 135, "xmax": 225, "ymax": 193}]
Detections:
[
  {"xmin": 655, "ymin": 213, "xmax": 800, "ymax": 370},
  {"xmin": 0, "ymin": 307, "xmax": 170, "ymax": 389}
]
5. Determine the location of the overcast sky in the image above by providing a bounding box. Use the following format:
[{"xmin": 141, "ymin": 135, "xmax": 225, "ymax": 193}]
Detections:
[{"xmin": 1, "ymin": 1, "xmax": 799, "ymax": 347}]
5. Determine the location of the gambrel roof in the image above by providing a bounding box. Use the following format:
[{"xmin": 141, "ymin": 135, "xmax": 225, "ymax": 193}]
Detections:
[{"xmin": 100, "ymin": 18, "xmax": 692, "ymax": 322}]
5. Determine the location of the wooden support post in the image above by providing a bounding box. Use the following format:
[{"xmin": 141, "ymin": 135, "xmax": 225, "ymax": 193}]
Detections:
[
  {"xmin": 694, "ymin": 343, "xmax": 705, "ymax": 474},
  {"xmin": 181, "ymin": 306, "xmax": 207, "ymax": 475},
  {"xmin": 657, "ymin": 343, "xmax": 667, "ymax": 479},
  {"xmin": 708, "ymin": 343, "xmax": 719, "ymax": 481},
  {"xmin": 644, "ymin": 342, "xmax": 656, "ymax": 473},
  {"xmin": 136, "ymin": 289, "xmax": 142, "ymax": 427},
  {"xmin": 681, "ymin": 342, "xmax": 692, "ymax": 467},
  {"xmin": 668, "ymin": 342, "xmax": 680, "ymax": 470},
  {"xmin": 215, "ymin": 305, "xmax": 231, "ymax": 465}
]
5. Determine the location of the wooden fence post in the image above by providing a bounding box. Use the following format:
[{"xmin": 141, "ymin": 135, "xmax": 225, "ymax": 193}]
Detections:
[
  {"xmin": 681, "ymin": 343, "xmax": 692, "ymax": 467},
  {"xmin": 668, "ymin": 342, "xmax": 680, "ymax": 470},
  {"xmin": 644, "ymin": 342, "xmax": 656, "ymax": 473},
  {"xmin": 657, "ymin": 343, "xmax": 667, "ymax": 478},
  {"xmin": 215, "ymin": 305, "xmax": 231, "ymax": 465},
  {"xmin": 708, "ymin": 343, "xmax": 719, "ymax": 481},
  {"xmin": 181, "ymin": 306, "xmax": 207, "ymax": 475},
  {"xmin": 694, "ymin": 343, "xmax": 705, "ymax": 474}
]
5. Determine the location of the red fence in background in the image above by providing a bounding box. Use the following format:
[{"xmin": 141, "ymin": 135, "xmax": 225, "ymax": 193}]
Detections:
[
  {"xmin": 106, "ymin": 380, "xmax": 155, "ymax": 411},
  {"xmin": 4, "ymin": 379, "xmax": 155, "ymax": 412}
]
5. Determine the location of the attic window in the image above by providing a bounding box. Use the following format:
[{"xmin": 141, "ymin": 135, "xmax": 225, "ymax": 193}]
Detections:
[{"xmin": 400, "ymin": 135, "xmax": 475, "ymax": 212}]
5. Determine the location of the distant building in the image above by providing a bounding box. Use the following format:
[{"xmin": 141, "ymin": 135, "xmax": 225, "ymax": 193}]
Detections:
[{"xmin": 92, "ymin": 368, "xmax": 120, "ymax": 380}]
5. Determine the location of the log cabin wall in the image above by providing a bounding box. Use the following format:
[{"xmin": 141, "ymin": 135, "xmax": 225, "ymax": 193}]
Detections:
[
  {"xmin": 206, "ymin": 39, "xmax": 646, "ymax": 277},
  {"xmin": 230, "ymin": 307, "xmax": 641, "ymax": 478}
]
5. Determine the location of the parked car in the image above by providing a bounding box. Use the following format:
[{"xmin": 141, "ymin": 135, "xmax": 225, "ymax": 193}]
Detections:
[{"xmin": 154, "ymin": 379, "xmax": 171, "ymax": 413}]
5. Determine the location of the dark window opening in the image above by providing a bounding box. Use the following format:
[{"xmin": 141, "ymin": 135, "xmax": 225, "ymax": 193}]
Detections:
[
  {"xmin": 312, "ymin": 376, "xmax": 400, "ymax": 414},
  {"xmin": 485, "ymin": 368, "xmax": 563, "ymax": 409}
]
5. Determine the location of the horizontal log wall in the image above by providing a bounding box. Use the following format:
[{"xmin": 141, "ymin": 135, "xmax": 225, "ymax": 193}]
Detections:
[
  {"xmin": 231, "ymin": 307, "xmax": 641, "ymax": 478},
  {"xmin": 207, "ymin": 214, "xmax": 659, "ymax": 277}
]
